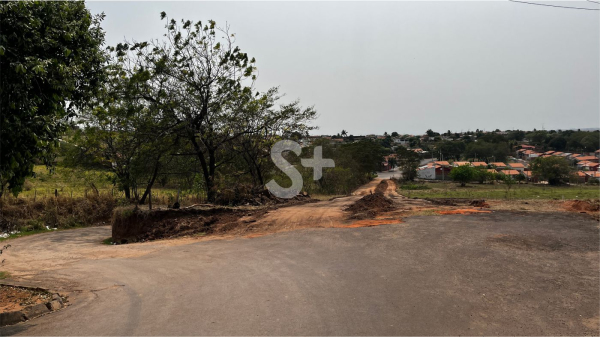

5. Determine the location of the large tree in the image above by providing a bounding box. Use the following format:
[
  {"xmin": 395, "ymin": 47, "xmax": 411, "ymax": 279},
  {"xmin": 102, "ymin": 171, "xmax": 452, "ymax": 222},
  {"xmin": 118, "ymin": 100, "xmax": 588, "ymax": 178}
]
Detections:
[
  {"xmin": 531, "ymin": 156, "xmax": 572, "ymax": 185},
  {"xmin": 0, "ymin": 1, "xmax": 106, "ymax": 196},
  {"xmin": 115, "ymin": 14, "xmax": 316, "ymax": 202}
]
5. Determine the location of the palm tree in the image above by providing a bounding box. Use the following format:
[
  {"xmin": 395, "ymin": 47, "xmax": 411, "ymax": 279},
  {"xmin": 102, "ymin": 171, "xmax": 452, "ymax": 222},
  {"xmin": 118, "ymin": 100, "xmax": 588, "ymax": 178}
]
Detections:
[{"xmin": 341, "ymin": 130, "xmax": 347, "ymax": 137}]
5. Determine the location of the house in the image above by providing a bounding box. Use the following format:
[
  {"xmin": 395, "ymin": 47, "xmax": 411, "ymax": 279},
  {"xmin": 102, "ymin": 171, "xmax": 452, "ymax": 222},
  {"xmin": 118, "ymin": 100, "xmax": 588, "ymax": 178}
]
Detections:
[
  {"xmin": 490, "ymin": 162, "xmax": 507, "ymax": 169},
  {"xmin": 578, "ymin": 161, "xmax": 599, "ymax": 171},
  {"xmin": 522, "ymin": 171, "xmax": 541, "ymax": 183},
  {"xmin": 576, "ymin": 156, "xmax": 599, "ymax": 163},
  {"xmin": 417, "ymin": 163, "xmax": 451, "ymax": 180},
  {"xmin": 574, "ymin": 171, "xmax": 588, "ymax": 183},
  {"xmin": 453, "ymin": 161, "xmax": 471, "ymax": 167},
  {"xmin": 544, "ymin": 151, "xmax": 555, "ymax": 155},
  {"xmin": 471, "ymin": 162, "xmax": 487, "ymax": 167},
  {"xmin": 499, "ymin": 169, "xmax": 522, "ymax": 177},
  {"xmin": 585, "ymin": 171, "xmax": 600, "ymax": 181},
  {"xmin": 508, "ymin": 162, "xmax": 526, "ymax": 172},
  {"xmin": 595, "ymin": 149, "xmax": 600, "ymax": 159}
]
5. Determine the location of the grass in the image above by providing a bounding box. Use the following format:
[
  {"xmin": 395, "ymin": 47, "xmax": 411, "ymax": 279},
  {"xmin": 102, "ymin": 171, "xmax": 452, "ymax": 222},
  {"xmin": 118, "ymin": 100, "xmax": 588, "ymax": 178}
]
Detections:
[
  {"xmin": 16, "ymin": 165, "xmax": 204, "ymax": 205},
  {"xmin": 0, "ymin": 271, "xmax": 11, "ymax": 279},
  {"xmin": 102, "ymin": 237, "xmax": 113, "ymax": 245},
  {"xmin": 398, "ymin": 181, "xmax": 599, "ymax": 200},
  {"xmin": 0, "ymin": 229, "xmax": 54, "ymax": 242}
]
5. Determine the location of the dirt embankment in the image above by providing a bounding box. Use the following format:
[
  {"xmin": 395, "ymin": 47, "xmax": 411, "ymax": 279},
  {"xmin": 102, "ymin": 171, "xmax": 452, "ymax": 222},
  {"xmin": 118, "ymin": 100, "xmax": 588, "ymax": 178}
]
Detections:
[
  {"xmin": 562, "ymin": 200, "xmax": 599, "ymax": 220},
  {"xmin": 344, "ymin": 181, "xmax": 397, "ymax": 219},
  {"xmin": 111, "ymin": 194, "xmax": 314, "ymax": 243}
]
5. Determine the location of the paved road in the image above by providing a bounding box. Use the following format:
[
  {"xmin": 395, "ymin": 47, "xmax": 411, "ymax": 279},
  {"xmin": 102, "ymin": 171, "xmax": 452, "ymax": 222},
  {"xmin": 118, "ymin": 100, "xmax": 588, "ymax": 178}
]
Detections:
[{"xmin": 1, "ymin": 211, "xmax": 598, "ymax": 335}]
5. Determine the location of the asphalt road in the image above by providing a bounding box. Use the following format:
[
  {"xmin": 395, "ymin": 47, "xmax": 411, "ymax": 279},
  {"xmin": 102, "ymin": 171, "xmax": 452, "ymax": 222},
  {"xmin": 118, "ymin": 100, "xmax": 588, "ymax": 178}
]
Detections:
[{"xmin": 2, "ymin": 211, "xmax": 598, "ymax": 335}]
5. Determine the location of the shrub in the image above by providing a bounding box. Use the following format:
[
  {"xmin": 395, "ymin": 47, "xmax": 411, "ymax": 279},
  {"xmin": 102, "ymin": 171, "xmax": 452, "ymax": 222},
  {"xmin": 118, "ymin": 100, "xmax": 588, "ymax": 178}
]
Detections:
[{"xmin": 449, "ymin": 165, "xmax": 477, "ymax": 187}]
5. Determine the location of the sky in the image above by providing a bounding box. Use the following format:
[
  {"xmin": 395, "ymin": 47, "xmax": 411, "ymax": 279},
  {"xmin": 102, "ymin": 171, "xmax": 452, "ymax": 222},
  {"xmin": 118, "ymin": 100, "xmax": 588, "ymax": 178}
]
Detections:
[{"xmin": 87, "ymin": 1, "xmax": 599, "ymax": 136}]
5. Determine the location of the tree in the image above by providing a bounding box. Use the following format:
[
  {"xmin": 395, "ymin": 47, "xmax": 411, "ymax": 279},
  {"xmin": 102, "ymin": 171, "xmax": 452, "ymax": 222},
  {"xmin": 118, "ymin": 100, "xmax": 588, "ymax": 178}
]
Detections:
[
  {"xmin": 391, "ymin": 131, "xmax": 399, "ymax": 137},
  {"xmin": 113, "ymin": 14, "xmax": 317, "ymax": 202},
  {"xmin": 396, "ymin": 147, "xmax": 420, "ymax": 181},
  {"xmin": 449, "ymin": 165, "xmax": 477, "ymax": 187},
  {"xmin": 0, "ymin": 1, "xmax": 106, "ymax": 196},
  {"xmin": 474, "ymin": 167, "xmax": 493, "ymax": 184},
  {"xmin": 73, "ymin": 58, "xmax": 175, "ymax": 201},
  {"xmin": 531, "ymin": 156, "xmax": 572, "ymax": 185}
]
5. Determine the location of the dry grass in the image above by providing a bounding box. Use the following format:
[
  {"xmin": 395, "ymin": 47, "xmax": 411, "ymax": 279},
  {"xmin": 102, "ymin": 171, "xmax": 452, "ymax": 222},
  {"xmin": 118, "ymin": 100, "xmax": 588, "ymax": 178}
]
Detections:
[{"xmin": 0, "ymin": 194, "xmax": 117, "ymax": 233}]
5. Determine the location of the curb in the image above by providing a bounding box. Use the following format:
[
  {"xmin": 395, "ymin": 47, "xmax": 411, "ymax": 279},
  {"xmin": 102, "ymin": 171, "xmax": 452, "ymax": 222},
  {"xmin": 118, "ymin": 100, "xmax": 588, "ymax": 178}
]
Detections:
[{"xmin": 0, "ymin": 282, "xmax": 66, "ymax": 327}]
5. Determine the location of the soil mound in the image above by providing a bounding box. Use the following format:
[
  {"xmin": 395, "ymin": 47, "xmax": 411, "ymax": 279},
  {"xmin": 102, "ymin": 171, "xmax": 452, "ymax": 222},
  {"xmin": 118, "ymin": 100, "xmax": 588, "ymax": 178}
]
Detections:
[
  {"xmin": 469, "ymin": 199, "xmax": 490, "ymax": 208},
  {"xmin": 111, "ymin": 206, "xmax": 270, "ymax": 243},
  {"xmin": 345, "ymin": 192, "xmax": 395, "ymax": 219},
  {"xmin": 215, "ymin": 186, "xmax": 311, "ymax": 206},
  {"xmin": 563, "ymin": 200, "xmax": 599, "ymax": 213},
  {"xmin": 374, "ymin": 180, "xmax": 390, "ymax": 194}
]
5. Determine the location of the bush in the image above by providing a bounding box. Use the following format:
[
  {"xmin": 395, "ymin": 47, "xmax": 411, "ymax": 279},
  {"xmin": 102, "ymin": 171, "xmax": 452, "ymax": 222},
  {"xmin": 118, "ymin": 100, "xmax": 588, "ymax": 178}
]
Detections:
[{"xmin": 449, "ymin": 165, "xmax": 477, "ymax": 187}]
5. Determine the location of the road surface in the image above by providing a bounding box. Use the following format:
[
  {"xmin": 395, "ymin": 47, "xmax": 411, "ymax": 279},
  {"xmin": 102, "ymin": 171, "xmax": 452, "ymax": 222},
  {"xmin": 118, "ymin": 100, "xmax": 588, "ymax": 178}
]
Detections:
[{"xmin": 1, "ymin": 209, "xmax": 598, "ymax": 335}]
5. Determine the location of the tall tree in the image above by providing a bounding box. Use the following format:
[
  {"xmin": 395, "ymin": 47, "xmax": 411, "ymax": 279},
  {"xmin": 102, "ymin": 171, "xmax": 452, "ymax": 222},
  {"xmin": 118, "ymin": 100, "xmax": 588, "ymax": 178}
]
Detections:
[{"xmin": 0, "ymin": 1, "xmax": 106, "ymax": 196}]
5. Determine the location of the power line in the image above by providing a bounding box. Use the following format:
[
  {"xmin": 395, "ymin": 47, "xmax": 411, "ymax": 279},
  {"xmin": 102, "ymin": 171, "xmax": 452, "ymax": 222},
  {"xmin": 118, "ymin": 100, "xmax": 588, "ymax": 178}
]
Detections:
[
  {"xmin": 587, "ymin": 0, "xmax": 600, "ymax": 4},
  {"xmin": 509, "ymin": 0, "xmax": 600, "ymax": 10}
]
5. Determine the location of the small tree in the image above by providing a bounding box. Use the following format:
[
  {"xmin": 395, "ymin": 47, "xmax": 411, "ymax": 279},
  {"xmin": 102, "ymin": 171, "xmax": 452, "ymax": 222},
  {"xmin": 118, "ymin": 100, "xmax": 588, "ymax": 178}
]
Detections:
[
  {"xmin": 450, "ymin": 165, "xmax": 477, "ymax": 187},
  {"xmin": 502, "ymin": 173, "xmax": 515, "ymax": 192},
  {"xmin": 515, "ymin": 172, "xmax": 526, "ymax": 184},
  {"xmin": 396, "ymin": 147, "xmax": 420, "ymax": 181},
  {"xmin": 475, "ymin": 167, "xmax": 492, "ymax": 184},
  {"xmin": 531, "ymin": 156, "xmax": 572, "ymax": 185}
]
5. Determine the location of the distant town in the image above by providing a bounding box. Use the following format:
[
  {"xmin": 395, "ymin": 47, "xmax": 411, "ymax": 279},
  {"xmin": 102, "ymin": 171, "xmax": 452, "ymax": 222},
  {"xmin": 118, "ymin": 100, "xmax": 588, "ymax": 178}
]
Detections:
[{"xmin": 301, "ymin": 129, "xmax": 600, "ymax": 183}]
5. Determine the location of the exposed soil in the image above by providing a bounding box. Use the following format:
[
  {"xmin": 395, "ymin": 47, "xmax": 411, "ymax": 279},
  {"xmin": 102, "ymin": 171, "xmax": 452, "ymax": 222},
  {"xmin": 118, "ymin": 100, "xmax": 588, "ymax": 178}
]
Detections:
[
  {"xmin": 469, "ymin": 199, "xmax": 490, "ymax": 208},
  {"xmin": 562, "ymin": 200, "xmax": 600, "ymax": 220},
  {"xmin": 0, "ymin": 285, "xmax": 51, "ymax": 313},
  {"xmin": 344, "ymin": 192, "xmax": 396, "ymax": 219}
]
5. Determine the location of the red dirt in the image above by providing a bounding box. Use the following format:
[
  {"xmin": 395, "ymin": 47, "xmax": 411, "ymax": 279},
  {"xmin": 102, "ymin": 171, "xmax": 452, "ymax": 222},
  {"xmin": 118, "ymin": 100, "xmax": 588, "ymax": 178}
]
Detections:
[
  {"xmin": 344, "ymin": 192, "xmax": 396, "ymax": 219},
  {"xmin": 335, "ymin": 219, "xmax": 402, "ymax": 228},
  {"xmin": 562, "ymin": 200, "xmax": 600, "ymax": 220},
  {"xmin": 0, "ymin": 285, "xmax": 51, "ymax": 313},
  {"xmin": 563, "ymin": 200, "xmax": 599, "ymax": 213}
]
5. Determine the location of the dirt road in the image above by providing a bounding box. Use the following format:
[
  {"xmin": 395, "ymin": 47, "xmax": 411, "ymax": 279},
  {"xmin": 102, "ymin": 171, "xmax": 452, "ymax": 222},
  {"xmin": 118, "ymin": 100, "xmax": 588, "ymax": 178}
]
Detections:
[{"xmin": 1, "ymin": 179, "xmax": 598, "ymax": 335}]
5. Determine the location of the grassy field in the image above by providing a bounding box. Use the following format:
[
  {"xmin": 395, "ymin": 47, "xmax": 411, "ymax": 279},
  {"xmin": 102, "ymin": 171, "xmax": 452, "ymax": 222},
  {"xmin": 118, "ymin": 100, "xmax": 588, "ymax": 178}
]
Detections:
[
  {"xmin": 14, "ymin": 165, "xmax": 198, "ymax": 205},
  {"xmin": 398, "ymin": 181, "xmax": 599, "ymax": 200},
  {"xmin": 18, "ymin": 165, "xmax": 115, "ymax": 198}
]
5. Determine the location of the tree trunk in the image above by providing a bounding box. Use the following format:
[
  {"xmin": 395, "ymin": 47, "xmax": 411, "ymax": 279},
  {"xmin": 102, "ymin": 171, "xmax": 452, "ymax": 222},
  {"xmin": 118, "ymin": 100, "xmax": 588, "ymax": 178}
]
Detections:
[
  {"xmin": 124, "ymin": 186, "xmax": 131, "ymax": 199},
  {"xmin": 139, "ymin": 158, "xmax": 161, "ymax": 205}
]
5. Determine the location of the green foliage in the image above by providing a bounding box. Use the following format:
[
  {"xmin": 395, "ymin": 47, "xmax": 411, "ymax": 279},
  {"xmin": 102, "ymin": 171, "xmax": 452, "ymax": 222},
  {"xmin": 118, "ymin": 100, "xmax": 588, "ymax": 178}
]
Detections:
[
  {"xmin": 449, "ymin": 165, "xmax": 477, "ymax": 187},
  {"xmin": 0, "ymin": 2, "xmax": 106, "ymax": 196},
  {"xmin": 463, "ymin": 141, "xmax": 510, "ymax": 162},
  {"xmin": 474, "ymin": 167, "xmax": 493, "ymax": 184},
  {"xmin": 531, "ymin": 156, "xmax": 573, "ymax": 186},
  {"xmin": 396, "ymin": 146, "xmax": 420, "ymax": 181}
]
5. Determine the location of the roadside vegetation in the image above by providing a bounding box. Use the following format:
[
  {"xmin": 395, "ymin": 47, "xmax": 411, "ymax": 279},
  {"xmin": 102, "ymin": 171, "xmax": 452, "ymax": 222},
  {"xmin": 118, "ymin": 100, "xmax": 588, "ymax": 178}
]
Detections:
[{"xmin": 397, "ymin": 181, "xmax": 598, "ymax": 200}]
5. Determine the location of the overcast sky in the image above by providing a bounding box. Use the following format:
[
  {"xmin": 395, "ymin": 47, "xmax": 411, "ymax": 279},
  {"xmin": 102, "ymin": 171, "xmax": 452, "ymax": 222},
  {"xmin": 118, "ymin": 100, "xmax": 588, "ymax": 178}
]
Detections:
[{"xmin": 87, "ymin": 1, "xmax": 599, "ymax": 136}]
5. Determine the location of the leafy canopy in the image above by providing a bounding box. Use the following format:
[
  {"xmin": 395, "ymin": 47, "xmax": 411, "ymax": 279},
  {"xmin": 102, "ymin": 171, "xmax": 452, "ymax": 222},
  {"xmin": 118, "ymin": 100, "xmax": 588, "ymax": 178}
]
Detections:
[{"xmin": 0, "ymin": 1, "xmax": 106, "ymax": 196}]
